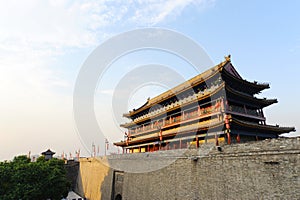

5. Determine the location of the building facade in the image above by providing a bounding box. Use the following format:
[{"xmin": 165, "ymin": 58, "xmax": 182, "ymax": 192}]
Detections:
[{"xmin": 114, "ymin": 56, "xmax": 295, "ymax": 153}]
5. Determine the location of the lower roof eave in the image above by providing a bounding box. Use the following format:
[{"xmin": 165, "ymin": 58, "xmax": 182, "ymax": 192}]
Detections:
[
  {"xmin": 114, "ymin": 141, "xmax": 127, "ymax": 147},
  {"xmin": 230, "ymin": 118, "xmax": 296, "ymax": 134}
]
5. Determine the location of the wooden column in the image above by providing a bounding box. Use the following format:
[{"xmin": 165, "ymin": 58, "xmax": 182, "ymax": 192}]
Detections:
[
  {"xmin": 224, "ymin": 114, "xmax": 231, "ymax": 145},
  {"xmin": 196, "ymin": 136, "xmax": 199, "ymax": 148},
  {"xmin": 227, "ymin": 132, "xmax": 231, "ymax": 145},
  {"xmin": 215, "ymin": 134, "xmax": 219, "ymax": 146},
  {"xmin": 237, "ymin": 134, "xmax": 240, "ymax": 143}
]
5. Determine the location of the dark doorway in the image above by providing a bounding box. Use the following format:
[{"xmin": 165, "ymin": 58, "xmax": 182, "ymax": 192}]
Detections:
[
  {"xmin": 115, "ymin": 194, "xmax": 122, "ymax": 200},
  {"xmin": 111, "ymin": 171, "xmax": 124, "ymax": 200}
]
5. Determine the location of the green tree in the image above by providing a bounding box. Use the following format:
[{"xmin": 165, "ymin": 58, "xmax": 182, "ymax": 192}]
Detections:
[{"xmin": 0, "ymin": 155, "xmax": 69, "ymax": 200}]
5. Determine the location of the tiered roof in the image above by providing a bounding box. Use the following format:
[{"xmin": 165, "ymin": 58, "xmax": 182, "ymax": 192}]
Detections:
[{"xmin": 115, "ymin": 55, "xmax": 295, "ymax": 148}]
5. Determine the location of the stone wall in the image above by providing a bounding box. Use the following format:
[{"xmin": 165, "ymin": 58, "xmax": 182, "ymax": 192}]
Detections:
[
  {"xmin": 74, "ymin": 138, "xmax": 300, "ymax": 200},
  {"xmin": 65, "ymin": 160, "xmax": 79, "ymax": 191}
]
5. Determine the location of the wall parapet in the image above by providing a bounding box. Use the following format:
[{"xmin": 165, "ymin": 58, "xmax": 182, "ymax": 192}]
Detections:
[{"xmin": 74, "ymin": 137, "xmax": 300, "ymax": 200}]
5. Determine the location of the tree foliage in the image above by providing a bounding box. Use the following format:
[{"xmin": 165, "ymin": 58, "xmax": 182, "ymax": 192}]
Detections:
[{"xmin": 0, "ymin": 155, "xmax": 69, "ymax": 200}]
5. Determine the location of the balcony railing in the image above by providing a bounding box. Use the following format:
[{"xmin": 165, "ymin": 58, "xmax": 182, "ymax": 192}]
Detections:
[{"xmin": 128, "ymin": 98, "xmax": 223, "ymax": 136}]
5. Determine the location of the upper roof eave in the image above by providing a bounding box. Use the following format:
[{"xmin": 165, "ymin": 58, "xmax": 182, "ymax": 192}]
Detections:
[
  {"xmin": 222, "ymin": 67, "xmax": 270, "ymax": 93},
  {"xmin": 124, "ymin": 56, "xmax": 231, "ymax": 118},
  {"xmin": 225, "ymin": 85, "xmax": 278, "ymax": 108}
]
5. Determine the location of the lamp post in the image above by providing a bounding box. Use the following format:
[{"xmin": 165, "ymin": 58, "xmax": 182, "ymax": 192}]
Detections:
[{"xmin": 105, "ymin": 138, "xmax": 109, "ymax": 156}]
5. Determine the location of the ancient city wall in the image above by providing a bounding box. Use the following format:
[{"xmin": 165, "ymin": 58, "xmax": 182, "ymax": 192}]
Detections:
[{"xmin": 74, "ymin": 138, "xmax": 300, "ymax": 200}]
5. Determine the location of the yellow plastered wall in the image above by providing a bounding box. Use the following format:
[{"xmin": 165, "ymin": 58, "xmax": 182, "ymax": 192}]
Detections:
[
  {"xmin": 190, "ymin": 137, "xmax": 225, "ymax": 145},
  {"xmin": 77, "ymin": 157, "xmax": 110, "ymax": 200}
]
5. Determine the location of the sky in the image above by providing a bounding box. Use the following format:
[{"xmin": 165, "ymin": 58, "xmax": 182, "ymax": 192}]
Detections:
[{"xmin": 0, "ymin": 0, "xmax": 299, "ymax": 160}]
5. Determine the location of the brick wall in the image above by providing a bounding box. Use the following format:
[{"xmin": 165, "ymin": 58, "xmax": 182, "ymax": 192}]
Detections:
[{"xmin": 74, "ymin": 138, "xmax": 300, "ymax": 200}]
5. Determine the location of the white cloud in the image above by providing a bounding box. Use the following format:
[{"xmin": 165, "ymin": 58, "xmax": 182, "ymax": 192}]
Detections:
[
  {"xmin": 0, "ymin": 0, "xmax": 215, "ymax": 64},
  {"xmin": 0, "ymin": 0, "xmax": 215, "ymax": 96},
  {"xmin": 131, "ymin": 0, "xmax": 215, "ymax": 25},
  {"xmin": 0, "ymin": 0, "xmax": 215, "ymax": 160}
]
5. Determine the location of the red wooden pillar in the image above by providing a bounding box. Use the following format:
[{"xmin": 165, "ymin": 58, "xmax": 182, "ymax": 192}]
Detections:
[
  {"xmin": 159, "ymin": 129, "xmax": 163, "ymax": 141},
  {"xmin": 227, "ymin": 131, "xmax": 231, "ymax": 145},
  {"xmin": 224, "ymin": 114, "xmax": 231, "ymax": 145},
  {"xmin": 237, "ymin": 134, "xmax": 241, "ymax": 143},
  {"xmin": 196, "ymin": 136, "xmax": 199, "ymax": 148},
  {"xmin": 179, "ymin": 139, "xmax": 182, "ymax": 149},
  {"xmin": 215, "ymin": 134, "xmax": 219, "ymax": 146}
]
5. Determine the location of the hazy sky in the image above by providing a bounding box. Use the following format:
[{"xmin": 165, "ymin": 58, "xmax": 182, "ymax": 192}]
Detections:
[{"xmin": 0, "ymin": 0, "xmax": 299, "ymax": 160}]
